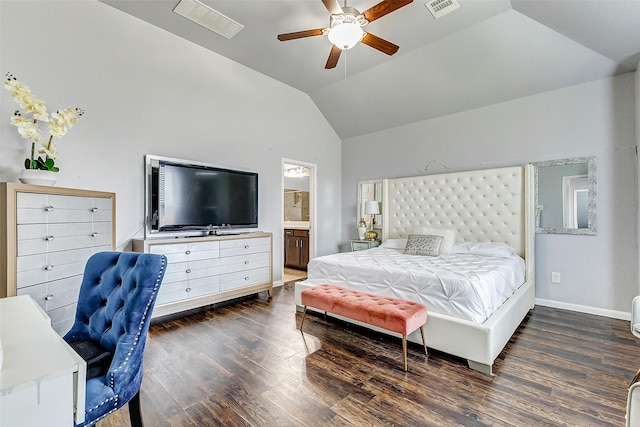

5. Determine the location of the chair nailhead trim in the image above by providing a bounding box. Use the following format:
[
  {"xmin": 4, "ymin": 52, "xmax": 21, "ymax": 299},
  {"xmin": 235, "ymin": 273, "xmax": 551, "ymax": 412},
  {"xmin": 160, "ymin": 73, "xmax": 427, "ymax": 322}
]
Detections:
[
  {"xmin": 86, "ymin": 395, "xmax": 117, "ymax": 413},
  {"xmin": 109, "ymin": 257, "xmax": 166, "ymax": 388},
  {"xmin": 83, "ymin": 395, "xmax": 119, "ymax": 426}
]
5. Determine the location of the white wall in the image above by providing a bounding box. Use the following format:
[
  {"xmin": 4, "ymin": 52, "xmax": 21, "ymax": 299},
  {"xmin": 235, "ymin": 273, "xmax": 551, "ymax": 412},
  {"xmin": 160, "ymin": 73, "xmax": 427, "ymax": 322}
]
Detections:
[
  {"xmin": 342, "ymin": 73, "xmax": 637, "ymax": 317},
  {"xmin": 0, "ymin": 0, "xmax": 342, "ymax": 284}
]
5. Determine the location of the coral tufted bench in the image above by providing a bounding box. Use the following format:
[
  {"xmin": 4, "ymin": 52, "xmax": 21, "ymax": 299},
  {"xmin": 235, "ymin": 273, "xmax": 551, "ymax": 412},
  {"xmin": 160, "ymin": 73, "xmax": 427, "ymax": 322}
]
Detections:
[{"xmin": 300, "ymin": 284, "xmax": 428, "ymax": 371}]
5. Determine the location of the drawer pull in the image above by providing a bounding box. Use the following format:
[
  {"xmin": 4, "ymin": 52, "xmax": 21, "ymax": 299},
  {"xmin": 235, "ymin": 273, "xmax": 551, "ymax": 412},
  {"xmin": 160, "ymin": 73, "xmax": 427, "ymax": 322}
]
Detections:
[
  {"xmin": 91, "ymin": 232, "xmax": 99, "ymax": 237},
  {"xmin": 45, "ymin": 294, "xmax": 54, "ymax": 301},
  {"xmin": 244, "ymin": 245, "xmax": 249, "ymax": 249},
  {"xmin": 244, "ymin": 261, "xmax": 249, "ymax": 265},
  {"xmin": 90, "ymin": 207, "xmax": 99, "ymax": 212},
  {"xmin": 185, "ymin": 250, "xmax": 191, "ymax": 255},
  {"xmin": 44, "ymin": 205, "xmax": 54, "ymax": 212},
  {"xmin": 45, "ymin": 235, "xmax": 55, "ymax": 241},
  {"xmin": 186, "ymin": 287, "xmax": 191, "ymax": 292},
  {"xmin": 245, "ymin": 276, "xmax": 249, "ymax": 281},
  {"xmin": 185, "ymin": 269, "xmax": 191, "ymax": 274},
  {"xmin": 44, "ymin": 265, "xmax": 54, "ymax": 270}
]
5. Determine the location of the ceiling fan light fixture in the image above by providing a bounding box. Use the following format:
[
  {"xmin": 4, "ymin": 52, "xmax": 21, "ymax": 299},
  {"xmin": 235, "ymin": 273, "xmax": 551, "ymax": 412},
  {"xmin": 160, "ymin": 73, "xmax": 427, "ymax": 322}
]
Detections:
[
  {"xmin": 276, "ymin": 0, "xmax": 411, "ymax": 68},
  {"xmin": 328, "ymin": 22, "xmax": 364, "ymax": 50}
]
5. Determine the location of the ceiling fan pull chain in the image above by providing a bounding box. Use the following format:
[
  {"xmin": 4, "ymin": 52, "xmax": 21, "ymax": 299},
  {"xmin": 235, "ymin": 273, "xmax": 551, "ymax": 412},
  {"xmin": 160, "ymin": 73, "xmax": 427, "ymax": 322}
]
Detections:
[{"xmin": 343, "ymin": 50, "xmax": 348, "ymax": 130}]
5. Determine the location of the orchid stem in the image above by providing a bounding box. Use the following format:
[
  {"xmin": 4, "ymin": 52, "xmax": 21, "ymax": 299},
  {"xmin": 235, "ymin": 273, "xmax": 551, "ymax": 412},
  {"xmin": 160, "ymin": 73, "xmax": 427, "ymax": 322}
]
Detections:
[{"xmin": 30, "ymin": 142, "xmax": 35, "ymax": 169}]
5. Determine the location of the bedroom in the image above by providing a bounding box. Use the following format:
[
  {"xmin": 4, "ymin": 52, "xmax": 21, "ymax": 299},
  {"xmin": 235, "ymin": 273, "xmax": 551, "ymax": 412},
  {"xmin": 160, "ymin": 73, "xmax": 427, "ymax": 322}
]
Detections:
[{"xmin": 0, "ymin": 0, "xmax": 638, "ymax": 425}]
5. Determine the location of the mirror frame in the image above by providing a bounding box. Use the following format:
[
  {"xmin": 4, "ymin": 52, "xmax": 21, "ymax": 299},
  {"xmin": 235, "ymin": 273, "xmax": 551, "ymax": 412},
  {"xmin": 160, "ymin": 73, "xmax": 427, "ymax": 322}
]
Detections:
[
  {"xmin": 357, "ymin": 179, "xmax": 383, "ymax": 232},
  {"xmin": 533, "ymin": 156, "xmax": 597, "ymax": 235}
]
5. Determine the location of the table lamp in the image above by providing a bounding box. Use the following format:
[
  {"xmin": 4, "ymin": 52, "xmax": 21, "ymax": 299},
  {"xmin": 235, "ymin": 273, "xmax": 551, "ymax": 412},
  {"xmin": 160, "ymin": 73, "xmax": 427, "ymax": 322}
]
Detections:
[{"xmin": 364, "ymin": 201, "xmax": 380, "ymax": 240}]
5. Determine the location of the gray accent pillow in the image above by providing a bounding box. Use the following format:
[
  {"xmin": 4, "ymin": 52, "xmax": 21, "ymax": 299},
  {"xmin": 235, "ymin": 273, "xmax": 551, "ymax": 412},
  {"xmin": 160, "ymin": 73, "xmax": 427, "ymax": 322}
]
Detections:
[
  {"xmin": 412, "ymin": 227, "xmax": 457, "ymax": 254},
  {"xmin": 404, "ymin": 234, "xmax": 444, "ymax": 256}
]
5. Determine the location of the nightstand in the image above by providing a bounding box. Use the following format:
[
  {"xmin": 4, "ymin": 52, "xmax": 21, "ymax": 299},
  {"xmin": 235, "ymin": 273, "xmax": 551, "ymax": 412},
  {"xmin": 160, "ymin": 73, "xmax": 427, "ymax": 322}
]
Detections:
[{"xmin": 350, "ymin": 239, "xmax": 381, "ymax": 251}]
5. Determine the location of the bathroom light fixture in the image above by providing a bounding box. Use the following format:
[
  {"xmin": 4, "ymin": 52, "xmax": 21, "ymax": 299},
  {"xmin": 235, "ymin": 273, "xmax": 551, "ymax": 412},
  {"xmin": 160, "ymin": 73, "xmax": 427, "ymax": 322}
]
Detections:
[{"xmin": 284, "ymin": 166, "xmax": 310, "ymax": 178}]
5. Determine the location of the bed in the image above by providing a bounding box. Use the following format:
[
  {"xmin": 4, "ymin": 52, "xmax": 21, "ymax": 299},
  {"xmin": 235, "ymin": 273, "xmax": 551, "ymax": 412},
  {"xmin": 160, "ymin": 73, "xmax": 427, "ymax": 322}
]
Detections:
[{"xmin": 295, "ymin": 165, "xmax": 535, "ymax": 375}]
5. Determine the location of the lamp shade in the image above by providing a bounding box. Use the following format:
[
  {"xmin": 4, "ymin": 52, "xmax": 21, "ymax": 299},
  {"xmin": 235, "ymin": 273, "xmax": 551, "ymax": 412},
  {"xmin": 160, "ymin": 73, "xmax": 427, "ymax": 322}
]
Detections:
[
  {"xmin": 365, "ymin": 201, "xmax": 380, "ymax": 215},
  {"xmin": 327, "ymin": 22, "xmax": 364, "ymax": 50}
]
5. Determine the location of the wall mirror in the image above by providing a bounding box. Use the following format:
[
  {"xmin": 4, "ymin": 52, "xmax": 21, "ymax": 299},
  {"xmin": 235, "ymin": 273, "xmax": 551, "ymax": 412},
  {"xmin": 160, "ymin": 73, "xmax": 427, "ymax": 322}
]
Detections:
[
  {"xmin": 533, "ymin": 156, "xmax": 597, "ymax": 235},
  {"xmin": 357, "ymin": 179, "xmax": 383, "ymax": 234}
]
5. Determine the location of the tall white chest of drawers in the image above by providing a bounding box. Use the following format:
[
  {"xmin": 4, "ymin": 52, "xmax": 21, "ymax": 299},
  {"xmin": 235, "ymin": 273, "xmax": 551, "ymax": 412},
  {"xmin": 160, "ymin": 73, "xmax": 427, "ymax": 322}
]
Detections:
[
  {"xmin": 132, "ymin": 233, "xmax": 273, "ymax": 318},
  {"xmin": 0, "ymin": 183, "xmax": 115, "ymax": 335}
]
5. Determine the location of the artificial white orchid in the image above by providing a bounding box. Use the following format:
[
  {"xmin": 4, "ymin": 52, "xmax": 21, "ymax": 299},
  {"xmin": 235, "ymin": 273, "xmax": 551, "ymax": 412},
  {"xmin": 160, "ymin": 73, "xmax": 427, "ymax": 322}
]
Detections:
[
  {"xmin": 10, "ymin": 113, "xmax": 44, "ymax": 142},
  {"xmin": 49, "ymin": 107, "xmax": 83, "ymax": 137},
  {"xmin": 4, "ymin": 72, "xmax": 84, "ymax": 171}
]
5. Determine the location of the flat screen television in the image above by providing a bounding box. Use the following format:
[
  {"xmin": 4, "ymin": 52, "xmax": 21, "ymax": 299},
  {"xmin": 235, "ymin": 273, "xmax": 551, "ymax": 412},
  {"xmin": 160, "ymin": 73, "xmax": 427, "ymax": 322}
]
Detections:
[{"xmin": 145, "ymin": 155, "xmax": 258, "ymax": 237}]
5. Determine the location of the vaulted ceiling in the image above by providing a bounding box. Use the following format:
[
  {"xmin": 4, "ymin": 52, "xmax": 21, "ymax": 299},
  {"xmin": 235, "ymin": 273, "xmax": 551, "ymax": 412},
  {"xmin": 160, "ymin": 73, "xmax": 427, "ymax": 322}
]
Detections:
[{"xmin": 102, "ymin": 0, "xmax": 640, "ymax": 139}]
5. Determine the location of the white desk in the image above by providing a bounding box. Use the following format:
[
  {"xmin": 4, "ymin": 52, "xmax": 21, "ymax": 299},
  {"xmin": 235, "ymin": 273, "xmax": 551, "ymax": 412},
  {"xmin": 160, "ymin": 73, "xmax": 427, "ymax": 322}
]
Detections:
[{"xmin": 0, "ymin": 295, "xmax": 86, "ymax": 427}]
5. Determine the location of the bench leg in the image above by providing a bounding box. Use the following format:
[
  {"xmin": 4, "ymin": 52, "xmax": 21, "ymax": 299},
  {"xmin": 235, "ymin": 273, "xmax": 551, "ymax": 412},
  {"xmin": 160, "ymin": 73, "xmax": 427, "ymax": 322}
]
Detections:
[
  {"xmin": 300, "ymin": 306, "xmax": 308, "ymax": 330},
  {"xmin": 420, "ymin": 326, "xmax": 428, "ymax": 356},
  {"xmin": 402, "ymin": 335, "xmax": 408, "ymax": 372}
]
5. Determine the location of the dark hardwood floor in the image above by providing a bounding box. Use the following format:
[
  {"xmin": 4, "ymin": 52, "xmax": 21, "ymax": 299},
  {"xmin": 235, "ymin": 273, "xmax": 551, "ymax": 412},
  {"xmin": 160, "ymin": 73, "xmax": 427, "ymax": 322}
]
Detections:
[{"xmin": 98, "ymin": 284, "xmax": 638, "ymax": 426}]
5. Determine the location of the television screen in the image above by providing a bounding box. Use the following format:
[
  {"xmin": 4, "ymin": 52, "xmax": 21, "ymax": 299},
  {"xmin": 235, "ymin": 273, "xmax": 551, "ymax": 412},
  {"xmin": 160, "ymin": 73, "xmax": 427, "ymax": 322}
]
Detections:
[{"xmin": 151, "ymin": 159, "xmax": 258, "ymax": 232}]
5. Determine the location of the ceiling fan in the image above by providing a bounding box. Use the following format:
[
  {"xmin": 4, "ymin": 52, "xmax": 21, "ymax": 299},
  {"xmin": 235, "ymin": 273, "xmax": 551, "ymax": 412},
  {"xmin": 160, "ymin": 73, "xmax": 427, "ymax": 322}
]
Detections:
[{"xmin": 277, "ymin": 0, "xmax": 413, "ymax": 69}]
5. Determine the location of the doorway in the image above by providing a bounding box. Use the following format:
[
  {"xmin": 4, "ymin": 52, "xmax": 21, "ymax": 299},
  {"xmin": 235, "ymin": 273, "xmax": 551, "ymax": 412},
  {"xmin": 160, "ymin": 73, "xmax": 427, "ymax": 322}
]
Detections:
[
  {"xmin": 282, "ymin": 159, "xmax": 316, "ymax": 284},
  {"xmin": 562, "ymin": 174, "xmax": 589, "ymax": 229}
]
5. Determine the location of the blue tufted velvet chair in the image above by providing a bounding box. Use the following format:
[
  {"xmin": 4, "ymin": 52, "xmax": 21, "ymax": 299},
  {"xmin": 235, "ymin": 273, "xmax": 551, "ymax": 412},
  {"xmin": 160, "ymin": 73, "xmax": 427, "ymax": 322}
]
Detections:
[{"xmin": 64, "ymin": 251, "xmax": 167, "ymax": 427}]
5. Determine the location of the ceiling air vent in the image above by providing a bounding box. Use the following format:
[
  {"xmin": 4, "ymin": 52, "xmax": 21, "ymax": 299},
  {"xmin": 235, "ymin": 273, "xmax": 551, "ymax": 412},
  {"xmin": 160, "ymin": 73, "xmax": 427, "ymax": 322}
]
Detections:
[
  {"xmin": 173, "ymin": 0, "xmax": 244, "ymax": 39},
  {"xmin": 424, "ymin": 0, "xmax": 460, "ymax": 19}
]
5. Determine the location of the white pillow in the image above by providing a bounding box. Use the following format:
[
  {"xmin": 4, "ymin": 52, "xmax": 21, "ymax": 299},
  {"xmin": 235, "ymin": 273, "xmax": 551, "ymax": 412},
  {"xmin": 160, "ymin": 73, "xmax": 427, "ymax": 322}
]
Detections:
[
  {"xmin": 450, "ymin": 242, "xmax": 517, "ymax": 258},
  {"xmin": 412, "ymin": 227, "xmax": 457, "ymax": 254},
  {"xmin": 379, "ymin": 238, "xmax": 407, "ymax": 249}
]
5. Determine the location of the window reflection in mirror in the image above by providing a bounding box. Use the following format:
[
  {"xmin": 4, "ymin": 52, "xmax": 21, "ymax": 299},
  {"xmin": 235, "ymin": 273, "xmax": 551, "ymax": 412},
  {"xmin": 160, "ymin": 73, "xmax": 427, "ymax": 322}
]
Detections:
[
  {"xmin": 533, "ymin": 157, "xmax": 597, "ymax": 235},
  {"xmin": 283, "ymin": 190, "xmax": 309, "ymax": 221}
]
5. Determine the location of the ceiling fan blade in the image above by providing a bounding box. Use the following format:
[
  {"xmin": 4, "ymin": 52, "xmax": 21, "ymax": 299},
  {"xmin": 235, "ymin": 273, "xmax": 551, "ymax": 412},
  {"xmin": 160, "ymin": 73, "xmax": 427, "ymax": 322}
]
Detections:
[
  {"xmin": 363, "ymin": 0, "xmax": 413, "ymax": 23},
  {"xmin": 277, "ymin": 28, "xmax": 324, "ymax": 41},
  {"xmin": 325, "ymin": 45, "xmax": 342, "ymax": 69},
  {"xmin": 362, "ymin": 32, "xmax": 399, "ymax": 55},
  {"xmin": 322, "ymin": 0, "xmax": 343, "ymax": 15}
]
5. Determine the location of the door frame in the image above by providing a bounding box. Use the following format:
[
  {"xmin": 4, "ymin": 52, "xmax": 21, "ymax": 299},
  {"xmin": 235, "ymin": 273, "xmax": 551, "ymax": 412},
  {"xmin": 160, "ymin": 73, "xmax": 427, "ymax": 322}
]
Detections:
[{"xmin": 282, "ymin": 158, "xmax": 317, "ymax": 283}]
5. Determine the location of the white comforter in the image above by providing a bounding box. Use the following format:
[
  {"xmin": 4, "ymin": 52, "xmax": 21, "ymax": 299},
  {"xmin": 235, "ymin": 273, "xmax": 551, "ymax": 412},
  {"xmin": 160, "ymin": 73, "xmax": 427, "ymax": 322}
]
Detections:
[{"xmin": 305, "ymin": 247, "xmax": 525, "ymax": 323}]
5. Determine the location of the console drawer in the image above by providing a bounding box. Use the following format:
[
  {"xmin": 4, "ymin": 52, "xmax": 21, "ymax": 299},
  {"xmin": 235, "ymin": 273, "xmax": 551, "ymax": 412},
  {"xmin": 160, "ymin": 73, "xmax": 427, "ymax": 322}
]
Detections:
[{"xmin": 219, "ymin": 267, "xmax": 270, "ymax": 291}]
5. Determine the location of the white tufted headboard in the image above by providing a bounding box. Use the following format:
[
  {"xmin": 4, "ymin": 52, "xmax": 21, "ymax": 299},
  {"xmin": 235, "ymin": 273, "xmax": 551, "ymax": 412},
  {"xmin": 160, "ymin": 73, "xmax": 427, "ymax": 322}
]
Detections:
[{"xmin": 382, "ymin": 166, "xmax": 534, "ymax": 259}]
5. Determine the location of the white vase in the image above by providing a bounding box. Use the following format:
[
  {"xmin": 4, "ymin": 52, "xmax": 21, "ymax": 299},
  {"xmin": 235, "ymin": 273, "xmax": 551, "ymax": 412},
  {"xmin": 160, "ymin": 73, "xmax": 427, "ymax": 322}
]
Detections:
[
  {"xmin": 357, "ymin": 227, "xmax": 367, "ymax": 240},
  {"xmin": 18, "ymin": 169, "xmax": 58, "ymax": 186},
  {"xmin": 357, "ymin": 217, "xmax": 367, "ymax": 240}
]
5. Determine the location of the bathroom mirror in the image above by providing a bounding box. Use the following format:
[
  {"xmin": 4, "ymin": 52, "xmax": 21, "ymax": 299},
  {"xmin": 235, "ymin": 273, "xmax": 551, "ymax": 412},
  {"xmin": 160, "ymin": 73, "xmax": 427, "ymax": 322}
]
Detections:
[
  {"xmin": 533, "ymin": 156, "xmax": 597, "ymax": 235},
  {"xmin": 357, "ymin": 179, "xmax": 383, "ymax": 233},
  {"xmin": 283, "ymin": 163, "xmax": 310, "ymax": 223}
]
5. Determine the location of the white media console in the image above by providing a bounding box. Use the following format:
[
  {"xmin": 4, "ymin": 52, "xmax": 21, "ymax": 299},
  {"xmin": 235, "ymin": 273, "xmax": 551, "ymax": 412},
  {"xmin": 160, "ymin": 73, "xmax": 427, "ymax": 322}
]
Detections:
[{"xmin": 132, "ymin": 232, "xmax": 273, "ymax": 318}]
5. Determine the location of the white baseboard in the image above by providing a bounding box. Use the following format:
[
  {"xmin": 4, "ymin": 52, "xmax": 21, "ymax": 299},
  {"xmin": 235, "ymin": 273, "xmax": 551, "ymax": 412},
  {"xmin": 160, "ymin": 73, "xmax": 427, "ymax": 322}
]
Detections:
[{"xmin": 535, "ymin": 298, "xmax": 631, "ymax": 321}]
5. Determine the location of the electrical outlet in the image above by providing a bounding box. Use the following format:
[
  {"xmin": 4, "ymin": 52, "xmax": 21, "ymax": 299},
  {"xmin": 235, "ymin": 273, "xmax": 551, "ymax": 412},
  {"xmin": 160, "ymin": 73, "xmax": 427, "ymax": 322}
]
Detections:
[{"xmin": 551, "ymin": 272, "xmax": 561, "ymax": 284}]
